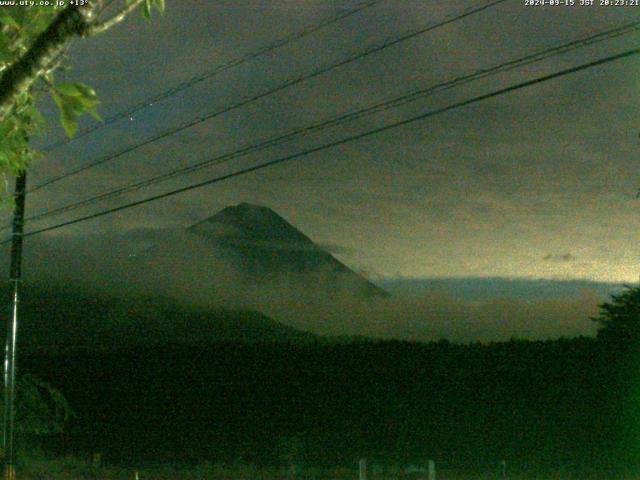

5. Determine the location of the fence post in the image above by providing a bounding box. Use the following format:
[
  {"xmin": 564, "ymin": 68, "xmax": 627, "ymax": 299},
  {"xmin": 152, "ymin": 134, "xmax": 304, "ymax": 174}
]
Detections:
[
  {"xmin": 359, "ymin": 459, "xmax": 367, "ymax": 480},
  {"xmin": 427, "ymin": 460, "xmax": 435, "ymax": 480},
  {"xmin": 91, "ymin": 452, "xmax": 101, "ymax": 480}
]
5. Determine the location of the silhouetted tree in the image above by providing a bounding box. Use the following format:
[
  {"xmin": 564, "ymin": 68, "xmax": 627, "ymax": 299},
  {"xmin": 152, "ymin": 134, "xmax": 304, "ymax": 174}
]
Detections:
[
  {"xmin": 0, "ymin": 374, "xmax": 74, "ymax": 461},
  {"xmin": 592, "ymin": 286, "xmax": 640, "ymax": 345}
]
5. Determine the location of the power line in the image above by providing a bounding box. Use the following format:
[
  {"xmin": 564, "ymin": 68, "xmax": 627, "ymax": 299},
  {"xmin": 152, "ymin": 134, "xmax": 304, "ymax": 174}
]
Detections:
[
  {"xmin": 41, "ymin": 0, "xmax": 383, "ymax": 153},
  {"xmin": 17, "ymin": 18, "xmax": 640, "ymax": 227},
  {"xmin": 30, "ymin": 0, "xmax": 509, "ymax": 193},
  {"xmin": 11, "ymin": 45, "xmax": 640, "ymax": 242}
]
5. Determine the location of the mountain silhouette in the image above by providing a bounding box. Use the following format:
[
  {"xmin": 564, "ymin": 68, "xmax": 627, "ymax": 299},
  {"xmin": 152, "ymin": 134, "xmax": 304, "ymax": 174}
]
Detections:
[
  {"xmin": 10, "ymin": 282, "xmax": 316, "ymax": 353},
  {"xmin": 4, "ymin": 203, "xmax": 388, "ymax": 351},
  {"xmin": 185, "ymin": 203, "xmax": 387, "ymax": 298}
]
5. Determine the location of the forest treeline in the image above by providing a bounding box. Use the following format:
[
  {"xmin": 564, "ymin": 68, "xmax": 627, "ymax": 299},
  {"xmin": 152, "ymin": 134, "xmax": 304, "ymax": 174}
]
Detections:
[{"xmin": 11, "ymin": 286, "xmax": 640, "ymax": 477}]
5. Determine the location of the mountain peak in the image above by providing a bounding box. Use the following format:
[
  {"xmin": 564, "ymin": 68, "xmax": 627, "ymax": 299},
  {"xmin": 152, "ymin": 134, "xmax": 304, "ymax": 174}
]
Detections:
[
  {"xmin": 228, "ymin": 202, "xmax": 275, "ymax": 217},
  {"xmin": 186, "ymin": 203, "xmax": 388, "ymax": 297},
  {"xmin": 188, "ymin": 203, "xmax": 314, "ymax": 246},
  {"xmin": 236, "ymin": 202, "xmax": 269, "ymax": 211}
]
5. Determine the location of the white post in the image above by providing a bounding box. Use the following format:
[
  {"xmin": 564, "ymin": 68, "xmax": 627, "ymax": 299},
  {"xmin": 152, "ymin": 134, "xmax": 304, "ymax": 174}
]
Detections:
[
  {"xmin": 359, "ymin": 458, "xmax": 367, "ymax": 480},
  {"xmin": 427, "ymin": 460, "xmax": 436, "ymax": 480}
]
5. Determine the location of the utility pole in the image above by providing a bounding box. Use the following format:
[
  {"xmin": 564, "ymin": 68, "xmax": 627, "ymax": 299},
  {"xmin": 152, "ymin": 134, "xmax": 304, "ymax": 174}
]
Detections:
[{"xmin": 3, "ymin": 171, "xmax": 27, "ymax": 480}]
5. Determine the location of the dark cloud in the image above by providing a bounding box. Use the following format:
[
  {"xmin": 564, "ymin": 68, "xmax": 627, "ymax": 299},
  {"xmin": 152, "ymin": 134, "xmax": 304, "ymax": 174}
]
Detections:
[
  {"xmin": 543, "ymin": 253, "xmax": 577, "ymax": 263},
  {"xmin": 1, "ymin": 0, "xmax": 636, "ymax": 300},
  {"xmin": 5, "ymin": 231, "xmax": 613, "ymax": 342}
]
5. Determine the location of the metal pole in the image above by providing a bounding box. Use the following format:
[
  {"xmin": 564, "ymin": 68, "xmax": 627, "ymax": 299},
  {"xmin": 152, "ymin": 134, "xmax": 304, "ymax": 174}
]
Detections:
[
  {"xmin": 3, "ymin": 171, "xmax": 27, "ymax": 480},
  {"xmin": 359, "ymin": 459, "xmax": 367, "ymax": 480},
  {"xmin": 427, "ymin": 460, "xmax": 435, "ymax": 480}
]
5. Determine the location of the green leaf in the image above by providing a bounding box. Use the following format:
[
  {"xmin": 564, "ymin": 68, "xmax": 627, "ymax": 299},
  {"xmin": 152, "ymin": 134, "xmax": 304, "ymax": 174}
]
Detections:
[
  {"xmin": 56, "ymin": 83, "xmax": 99, "ymax": 106},
  {"xmin": 0, "ymin": 120, "xmax": 16, "ymax": 140},
  {"xmin": 51, "ymin": 91, "xmax": 63, "ymax": 110},
  {"xmin": 142, "ymin": 0, "xmax": 152, "ymax": 19},
  {"xmin": 87, "ymin": 108, "xmax": 102, "ymax": 122},
  {"xmin": 0, "ymin": 14, "xmax": 19, "ymax": 29},
  {"xmin": 52, "ymin": 83, "xmax": 101, "ymax": 137},
  {"xmin": 60, "ymin": 104, "xmax": 79, "ymax": 138},
  {"xmin": 55, "ymin": 82, "xmax": 83, "ymax": 97},
  {"xmin": 76, "ymin": 95, "xmax": 99, "ymax": 111},
  {"xmin": 155, "ymin": 0, "xmax": 165, "ymax": 14},
  {"xmin": 52, "ymin": 91, "xmax": 78, "ymax": 138},
  {"xmin": 73, "ymin": 82, "xmax": 98, "ymax": 101},
  {"xmin": 56, "ymin": 118, "xmax": 75, "ymax": 140}
]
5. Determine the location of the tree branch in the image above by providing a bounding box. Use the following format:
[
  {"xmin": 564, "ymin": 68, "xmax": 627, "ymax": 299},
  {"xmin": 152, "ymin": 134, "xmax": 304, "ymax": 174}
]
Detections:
[
  {"xmin": 0, "ymin": 0, "xmax": 147, "ymax": 124},
  {"xmin": 0, "ymin": 5, "xmax": 95, "ymax": 123},
  {"xmin": 85, "ymin": 0, "xmax": 146, "ymax": 36}
]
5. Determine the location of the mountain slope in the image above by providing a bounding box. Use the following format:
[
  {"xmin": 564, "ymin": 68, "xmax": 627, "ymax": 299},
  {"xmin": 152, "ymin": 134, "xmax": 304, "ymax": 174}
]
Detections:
[
  {"xmin": 8, "ymin": 283, "xmax": 316, "ymax": 353},
  {"xmin": 186, "ymin": 203, "xmax": 387, "ymax": 298}
]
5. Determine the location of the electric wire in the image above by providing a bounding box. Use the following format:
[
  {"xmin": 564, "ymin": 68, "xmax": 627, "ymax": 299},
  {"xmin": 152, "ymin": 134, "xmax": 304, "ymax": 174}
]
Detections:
[
  {"xmin": 41, "ymin": 0, "xmax": 383, "ymax": 153},
  {"xmin": 8, "ymin": 45, "xmax": 639, "ymax": 243},
  {"xmin": 30, "ymin": 0, "xmax": 509, "ymax": 193},
  {"xmin": 16, "ymin": 18, "xmax": 640, "ymax": 228}
]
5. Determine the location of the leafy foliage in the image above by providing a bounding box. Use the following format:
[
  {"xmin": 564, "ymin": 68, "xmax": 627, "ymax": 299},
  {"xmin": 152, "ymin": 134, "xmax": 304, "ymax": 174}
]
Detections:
[
  {"xmin": 0, "ymin": 1, "xmax": 165, "ymax": 196},
  {"xmin": 133, "ymin": 0, "xmax": 166, "ymax": 19},
  {"xmin": 51, "ymin": 82, "xmax": 101, "ymax": 138},
  {"xmin": 592, "ymin": 285, "xmax": 640, "ymax": 344},
  {"xmin": 0, "ymin": 374, "xmax": 74, "ymax": 436},
  {"xmin": 0, "ymin": 7, "xmax": 59, "ymax": 180}
]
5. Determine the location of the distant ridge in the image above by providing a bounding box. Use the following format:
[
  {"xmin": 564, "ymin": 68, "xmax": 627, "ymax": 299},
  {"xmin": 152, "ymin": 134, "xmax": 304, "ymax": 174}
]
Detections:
[{"xmin": 10, "ymin": 282, "xmax": 317, "ymax": 353}]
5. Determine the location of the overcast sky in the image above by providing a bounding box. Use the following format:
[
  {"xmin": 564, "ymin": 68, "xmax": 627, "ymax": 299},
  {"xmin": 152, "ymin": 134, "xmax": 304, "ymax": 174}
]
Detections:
[{"xmin": 5, "ymin": 0, "xmax": 640, "ymax": 284}]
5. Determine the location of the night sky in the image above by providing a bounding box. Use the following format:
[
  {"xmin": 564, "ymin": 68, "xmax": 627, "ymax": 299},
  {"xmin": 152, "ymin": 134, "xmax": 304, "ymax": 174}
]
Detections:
[{"xmin": 2, "ymin": 0, "xmax": 640, "ymax": 340}]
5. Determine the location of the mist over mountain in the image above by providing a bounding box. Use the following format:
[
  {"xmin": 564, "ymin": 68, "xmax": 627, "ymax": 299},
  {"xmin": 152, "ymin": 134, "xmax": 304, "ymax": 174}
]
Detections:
[
  {"xmin": 7, "ymin": 283, "xmax": 316, "ymax": 353},
  {"xmin": 382, "ymin": 277, "xmax": 628, "ymax": 302},
  {"xmin": 1, "ymin": 203, "xmax": 389, "ymax": 349},
  {"xmin": 1, "ymin": 203, "xmax": 623, "ymax": 342},
  {"xmin": 184, "ymin": 203, "xmax": 388, "ymax": 298},
  {"xmin": 94, "ymin": 202, "xmax": 387, "ymax": 309}
]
